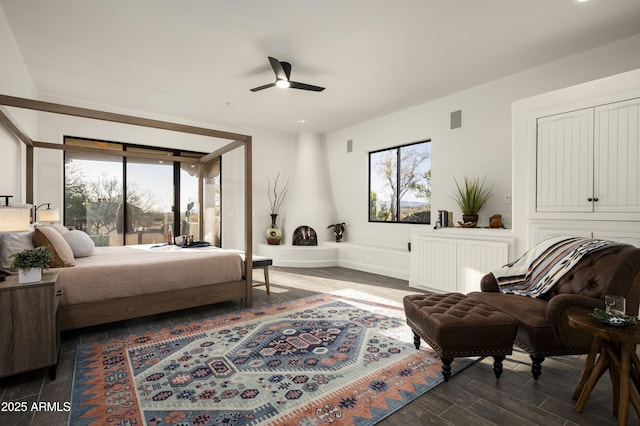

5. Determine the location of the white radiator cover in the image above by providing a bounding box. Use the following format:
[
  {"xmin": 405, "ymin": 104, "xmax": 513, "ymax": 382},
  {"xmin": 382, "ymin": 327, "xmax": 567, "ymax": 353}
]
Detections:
[{"xmin": 410, "ymin": 228, "xmax": 514, "ymax": 293}]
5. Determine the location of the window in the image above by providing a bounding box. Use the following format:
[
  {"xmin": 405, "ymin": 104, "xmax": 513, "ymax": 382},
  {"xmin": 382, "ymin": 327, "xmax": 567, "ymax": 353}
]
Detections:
[
  {"xmin": 63, "ymin": 137, "xmax": 221, "ymax": 246},
  {"xmin": 369, "ymin": 140, "xmax": 431, "ymax": 223}
]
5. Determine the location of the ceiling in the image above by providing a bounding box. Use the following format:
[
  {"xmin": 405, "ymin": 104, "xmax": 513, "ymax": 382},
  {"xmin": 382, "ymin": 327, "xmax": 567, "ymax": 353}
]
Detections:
[{"xmin": 2, "ymin": 0, "xmax": 640, "ymax": 135}]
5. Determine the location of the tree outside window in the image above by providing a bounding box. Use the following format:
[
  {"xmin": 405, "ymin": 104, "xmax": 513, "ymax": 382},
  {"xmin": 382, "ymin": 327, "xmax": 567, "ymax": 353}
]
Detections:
[{"xmin": 369, "ymin": 140, "xmax": 431, "ymax": 223}]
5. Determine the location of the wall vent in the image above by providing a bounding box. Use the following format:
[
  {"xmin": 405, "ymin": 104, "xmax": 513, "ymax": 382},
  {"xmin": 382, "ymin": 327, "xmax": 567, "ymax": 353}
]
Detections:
[{"xmin": 450, "ymin": 110, "xmax": 462, "ymax": 129}]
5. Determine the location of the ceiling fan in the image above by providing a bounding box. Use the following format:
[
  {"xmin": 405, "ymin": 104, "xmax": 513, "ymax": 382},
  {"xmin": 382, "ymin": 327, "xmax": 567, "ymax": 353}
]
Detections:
[{"xmin": 250, "ymin": 57, "xmax": 325, "ymax": 92}]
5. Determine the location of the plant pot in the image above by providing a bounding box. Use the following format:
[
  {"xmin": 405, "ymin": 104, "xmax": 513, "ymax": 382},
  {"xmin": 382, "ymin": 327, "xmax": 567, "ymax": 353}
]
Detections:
[
  {"xmin": 18, "ymin": 267, "xmax": 42, "ymax": 283},
  {"xmin": 462, "ymin": 214, "xmax": 479, "ymax": 226}
]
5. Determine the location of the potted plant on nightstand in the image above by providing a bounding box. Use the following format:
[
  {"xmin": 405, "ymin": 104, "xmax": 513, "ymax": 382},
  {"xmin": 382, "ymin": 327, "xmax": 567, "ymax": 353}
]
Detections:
[
  {"xmin": 10, "ymin": 246, "xmax": 53, "ymax": 283},
  {"xmin": 452, "ymin": 176, "xmax": 493, "ymax": 227}
]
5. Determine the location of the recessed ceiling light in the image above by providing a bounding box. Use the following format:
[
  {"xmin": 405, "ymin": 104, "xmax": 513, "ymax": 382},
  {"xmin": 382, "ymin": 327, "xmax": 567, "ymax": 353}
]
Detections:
[
  {"xmin": 577, "ymin": 0, "xmax": 589, "ymax": 2},
  {"xmin": 297, "ymin": 119, "xmax": 306, "ymax": 123}
]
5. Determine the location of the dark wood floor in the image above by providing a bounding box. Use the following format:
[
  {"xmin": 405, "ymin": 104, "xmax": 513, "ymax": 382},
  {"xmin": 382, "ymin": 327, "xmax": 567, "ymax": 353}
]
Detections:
[{"xmin": 1, "ymin": 266, "xmax": 637, "ymax": 425}]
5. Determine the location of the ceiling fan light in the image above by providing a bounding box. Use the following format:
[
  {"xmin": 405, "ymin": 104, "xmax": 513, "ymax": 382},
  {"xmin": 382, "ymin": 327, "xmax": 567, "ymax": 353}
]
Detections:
[{"xmin": 275, "ymin": 79, "xmax": 290, "ymax": 89}]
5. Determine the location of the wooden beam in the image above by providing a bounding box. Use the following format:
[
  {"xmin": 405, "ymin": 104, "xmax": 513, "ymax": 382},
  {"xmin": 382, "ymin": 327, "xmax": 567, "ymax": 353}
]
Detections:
[
  {"xmin": 26, "ymin": 145, "xmax": 33, "ymax": 204},
  {"xmin": 0, "ymin": 107, "xmax": 34, "ymax": 146},
  {"xmin": 0, "ymin": 94, "xmax": 250, "ymax": 143},
  {"xmin": 244, "ymin": 137, "xmax": 253, "ymax": 307},
  {"xmin": 32, "ymin": 141, "xmax": 201, "ymax": 163},
  {"xmin": 200, "ymin": 140, "xmax": 244, "ymax": 163}
]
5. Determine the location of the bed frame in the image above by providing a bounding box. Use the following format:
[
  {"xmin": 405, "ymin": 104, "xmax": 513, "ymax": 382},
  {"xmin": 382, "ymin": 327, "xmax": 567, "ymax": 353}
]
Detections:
[
  {"xmin": 59, "ymin": 279, "xmax": 248, "ymax": 330},
  {"xmin": 0, "ymin": 95, "xmax": 253, "ymax": 329}
]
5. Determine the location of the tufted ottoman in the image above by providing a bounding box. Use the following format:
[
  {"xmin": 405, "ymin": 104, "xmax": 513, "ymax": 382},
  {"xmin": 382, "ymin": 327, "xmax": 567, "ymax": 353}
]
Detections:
[{"xmin": 403, "ymin": 292, "xmax": 518, "ymax": 381}]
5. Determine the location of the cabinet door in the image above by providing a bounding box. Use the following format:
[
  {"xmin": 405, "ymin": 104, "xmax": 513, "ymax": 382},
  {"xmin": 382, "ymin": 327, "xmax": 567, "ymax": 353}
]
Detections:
[
  {"xmin": 409, "ymin": 236, "xmax": 457, "ymax": 292},
  {"xmin": 0, "ymin": 282, "xmax": 56, "ymax": 377},
  {"xmin": 594, "ymin": 98, "xmax": 640, "ymax": 213},
  {"xmin": 536, "ymin": 108, "xmax": 594, "ymax": 212},
  {"xmin": 457, "ymin": 241, "xmax": 509, "ymax": 293}
]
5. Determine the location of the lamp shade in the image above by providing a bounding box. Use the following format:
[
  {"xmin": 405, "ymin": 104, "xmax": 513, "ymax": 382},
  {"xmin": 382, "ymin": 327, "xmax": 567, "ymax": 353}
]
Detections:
[
  {"xmin": 38, "ymin": 208, "xmax": 60, "ymax": 223},
  {"xmin": 0, "ymin": 206, "xmax": 31, "ymax": 232}
]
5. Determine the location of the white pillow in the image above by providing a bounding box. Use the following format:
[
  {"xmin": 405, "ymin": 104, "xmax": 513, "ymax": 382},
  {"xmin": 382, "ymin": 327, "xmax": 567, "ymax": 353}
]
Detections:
[
  {"xmin": 0, "ymin": 231, "xmax": 35, "ymax": 269},
  {"xmin": 63, "ymin": 230, "xmax": 95, "ymax": 258}
]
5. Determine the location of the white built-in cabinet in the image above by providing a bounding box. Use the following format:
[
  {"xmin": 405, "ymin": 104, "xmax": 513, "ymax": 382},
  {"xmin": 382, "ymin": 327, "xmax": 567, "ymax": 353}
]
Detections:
[
  {"xmin": 409, "ymin": 229, "xmax": 514, "ymax": 294},
  {"xmin": 536, "ymin": 97, "xmax": 640, "ymax": 215},
  {"xmin": 529, "ymin": 224, "xmax": 640, "ymax": 248}
]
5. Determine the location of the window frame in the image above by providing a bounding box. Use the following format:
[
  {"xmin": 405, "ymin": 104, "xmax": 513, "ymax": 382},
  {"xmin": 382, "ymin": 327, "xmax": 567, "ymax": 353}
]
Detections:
[
  {"xmin": 63, "ymin": 136, "xmax": 219, "ymax": 245},
  {"xmin": 368, "ymin": 139, "xmax": 431, "ymax": 224}
]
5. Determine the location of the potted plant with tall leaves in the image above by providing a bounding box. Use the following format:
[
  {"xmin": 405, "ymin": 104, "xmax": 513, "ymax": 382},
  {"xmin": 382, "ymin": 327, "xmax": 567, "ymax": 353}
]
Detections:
[
  {"xmin": 10, "ymin": 246, "xmax": 53, "ymax": 283},
  {"xmin": 452, "ymin": 176, "xmax": 493, "ymax": 227}
]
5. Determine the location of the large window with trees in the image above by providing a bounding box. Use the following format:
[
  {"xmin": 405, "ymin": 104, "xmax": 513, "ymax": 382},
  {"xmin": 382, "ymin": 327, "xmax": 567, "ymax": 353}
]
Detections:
[
  {"xmin": 63, "ymin": 137, "xmax": 221, "ymax": 246},
  {"xmin": 369, "ymin": 140, "xmax": 431, "ymax": 223}
]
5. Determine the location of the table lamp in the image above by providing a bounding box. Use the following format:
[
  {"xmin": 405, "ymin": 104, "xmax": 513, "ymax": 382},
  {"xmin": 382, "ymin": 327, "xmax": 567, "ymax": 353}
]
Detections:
[
  {"xmin": 35, "ymin": 202, "xmax": 61, "ymax": 223},
  {"xmin": 0, "ymin": 195, "xmax": 32, "ymax": 282}
]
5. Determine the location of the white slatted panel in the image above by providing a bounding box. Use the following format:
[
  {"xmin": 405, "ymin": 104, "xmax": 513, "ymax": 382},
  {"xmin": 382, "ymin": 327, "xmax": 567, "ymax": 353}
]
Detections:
[
  {"xmin": 457, "ymin": 240, "xmax": 509, "ymax": 293},
  {"xmin": 409, "ymin": 237, "xmax": 457, "ymax": 292},
  {"xmin": 536, "ymin": 109, "xmax": 593, "ymax": 212},
  {"xmin": 594, "ymin": 98, "xmax": 640, "ymax": 213},
  {"xmin": 409, "ymin": 232, "xmax": 511, "ymax": 294}
]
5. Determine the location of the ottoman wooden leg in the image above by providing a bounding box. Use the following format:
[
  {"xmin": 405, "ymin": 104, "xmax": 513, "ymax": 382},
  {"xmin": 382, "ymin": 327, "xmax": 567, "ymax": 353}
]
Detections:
[
  {"xmin": 492, "ymin": 355, "xmax": 505, "ymax": 379},
  {"xmin": 530, "ymin": 355, "xmax": 545, "ymax": 380},
  {"xmin": 441, "ymin": 357, "xmax": 453, "ymax": 382},
  {"xmin": 412, "ymin": 332, "xmax": 421, "ymax": 349}
]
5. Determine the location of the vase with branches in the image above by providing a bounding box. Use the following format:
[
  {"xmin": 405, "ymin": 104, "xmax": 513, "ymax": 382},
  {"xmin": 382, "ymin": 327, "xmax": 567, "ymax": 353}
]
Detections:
[{"xmin": 266, "ymin": 173, "xmax": 289, "ymax": 245}]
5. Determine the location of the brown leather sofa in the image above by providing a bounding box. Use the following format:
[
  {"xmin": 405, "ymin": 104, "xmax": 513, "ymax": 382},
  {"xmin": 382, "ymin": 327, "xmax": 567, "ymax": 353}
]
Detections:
[{"xmin": 469, "ymin": 244, "xmax": 640, "ymax": 379}]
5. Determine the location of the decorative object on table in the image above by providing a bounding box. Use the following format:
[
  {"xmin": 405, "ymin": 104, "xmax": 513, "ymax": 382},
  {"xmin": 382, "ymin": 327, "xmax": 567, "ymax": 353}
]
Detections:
[
  {"xmin": 452, "ymin": 176, "xmax": 493, "ymax": 227},
  {"xmin": 9, "ymin": 246, "xmax": 53, "ymax": 283},
  {"xmin": 69, "ymin": 291, "xmax": 475, "ymax": 426},
  {"xmin": 266, "ymin": 213, "xmax": 283, "ymax": 245},
  {"xmin": 166, "ymin": 224, "xmax": 173, "ymax": 245},
  {"xmin": 327, "ymin": 222, "xmax": 346, "ymax": 242},
  {"xmin": 591, "ymin": 308, "xmax": 637, "ymax": 327},
  {"xmin": 458, "ymin": 220, "xmax": 477, "ymax": 228},
  {"xmin": 489, "ymin": 214, "xmax": 503, "ymax": 228},
  {"xmin": 436, "ymin": 210, "xmax": 453, "ymax": 228},
  {"xmin": 605, "ymin": 294, "xmax": 626, "ymax": 316},
  {"xmin": 182, "ymin": 201, "xmax": 195, "ymax": 236},
  {"xmin": 266, "ymin": 173, "xmax": 289, "ymax": 245}
]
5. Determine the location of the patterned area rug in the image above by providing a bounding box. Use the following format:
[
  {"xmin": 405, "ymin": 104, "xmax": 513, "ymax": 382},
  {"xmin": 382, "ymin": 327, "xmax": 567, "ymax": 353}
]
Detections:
[{"xmin": 69, "ymin": 291, "xmax": 474, "ymax": 425}]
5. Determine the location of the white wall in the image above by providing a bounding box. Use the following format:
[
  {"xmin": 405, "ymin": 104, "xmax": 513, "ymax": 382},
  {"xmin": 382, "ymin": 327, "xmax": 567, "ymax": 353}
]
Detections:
[
  {"xmin": 325, "ymin": 35, "xmax": 640, "ymax": 270},
  {"xmin": 0, "ymin": 6, "xmax": 37, "ymax": 203},
  {"xmin": 223, "ymin": 126, "xmax": 296, "ymax": 250}
]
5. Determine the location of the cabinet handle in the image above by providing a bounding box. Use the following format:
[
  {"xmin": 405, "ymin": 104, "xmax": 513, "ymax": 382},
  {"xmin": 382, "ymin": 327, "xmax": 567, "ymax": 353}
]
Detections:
[
  {"xmin": 56, "ymin": 289, "xmax": 64, "ymax": 296},
  {"xmin": 587, "ymin": 198, "xmax": 593, "ymax": 202},
  {"xmin": 593, "ymin": 197, "xmax": 599, "ymax": 202}
]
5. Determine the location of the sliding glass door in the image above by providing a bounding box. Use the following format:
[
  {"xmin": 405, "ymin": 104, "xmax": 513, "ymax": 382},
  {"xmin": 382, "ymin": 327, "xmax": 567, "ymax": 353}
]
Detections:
[
  {"xmin": 125, "ymin": 150, "xmax": 174, "ymax": 245},
  {"xmin": 64, "ymin": 137, "xmax": 219, "ymax": 247},
  {"xmin": 64, "ymin": 139, "xmax": 123, "ymax": 246}
]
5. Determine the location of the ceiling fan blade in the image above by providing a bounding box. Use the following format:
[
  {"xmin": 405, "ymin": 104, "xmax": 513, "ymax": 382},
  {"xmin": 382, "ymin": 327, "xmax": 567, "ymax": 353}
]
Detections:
[
  {"xmin": 289, "ymin": 81, "xmax": 326, "ymax": 92},
  {"xmin": 280, "ymin": 61, "xmax": 292, "ymax": 80},
  {"xmin": 268, "ymin": 57, "xmax": 289, "ymax": 81},
  {"xmin": 250, "ymin": 82, "xmax": 276, "ymax": 92}
]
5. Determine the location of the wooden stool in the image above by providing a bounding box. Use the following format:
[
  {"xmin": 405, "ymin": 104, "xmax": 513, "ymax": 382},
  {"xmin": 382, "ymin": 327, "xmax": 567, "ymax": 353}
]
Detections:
[{"xmin": 252, "ymin": 256, "xmax": 273, "ymax": 295}]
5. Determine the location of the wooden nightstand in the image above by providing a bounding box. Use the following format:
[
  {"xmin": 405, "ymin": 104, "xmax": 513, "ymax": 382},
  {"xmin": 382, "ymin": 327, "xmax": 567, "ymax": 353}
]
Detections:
[{"xmin": 0, "ymin": 271, "xmax": 61, "ymax": 379}]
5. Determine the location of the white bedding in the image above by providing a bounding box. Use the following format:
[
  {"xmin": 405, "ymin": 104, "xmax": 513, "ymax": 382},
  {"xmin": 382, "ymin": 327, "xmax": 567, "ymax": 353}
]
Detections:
[{"xmin": 56, "ymin": 245, "xmax": 243, "ymax": 305}]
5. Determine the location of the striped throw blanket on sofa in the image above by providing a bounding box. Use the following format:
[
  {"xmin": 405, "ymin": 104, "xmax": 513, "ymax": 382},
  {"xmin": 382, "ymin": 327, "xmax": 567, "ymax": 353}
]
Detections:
[{"xmin": 492, "ymin": 237, "xmax": 622, "ymax": 298}]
